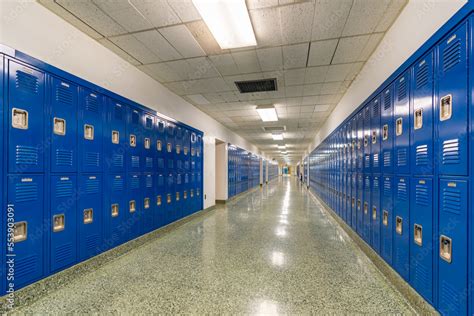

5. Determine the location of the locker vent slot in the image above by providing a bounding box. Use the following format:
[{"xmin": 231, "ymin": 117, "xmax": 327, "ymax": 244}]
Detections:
[
  {"xmin": 15, "ymin": 182, "xmax": 38, "ymax": 202},
  {"xmin": 397, "ymin": 79, "xmax": 407, "ymax": 101},
  {"xmin": 373, "ymin": 100, "xmax": 380, "ymax": 116},
  {"xmin": 442, "ymin": 187, "xmax": 461, "ymax": 215},
  {"xmin": 442, "ymin": 139, "xmax": 460, "ymax": 165},
  {"xmin": 16, "ymin": 70, "xmax": 39, "ymax": 94},
  {"xmin": 158, "ymin": 176, "xmax": 164, "ymax": 186},
  {"xmin": 131, "ymin": 156, "xmax": 140, "ymax": 168},
  {"xmin": 415, "ymin": 185, "xmax": 429, "ymax": 206},
  {"xmin": 383, "ymin": 181, "xmax": 391, "ymax": 197},
  {"xmin": 415, "ymin": 145, "xmax": 428, "ymax": 166},
  {"xmin": 440, "ymin": 281, "xmax": 460, "ymax": 315},
  {"xmin": 55, "ymin": 243, "xmax": 73, "ymax": 263},
  {"xmin": 383, "ymin": 90, "xmax": 391, "ymax": 110},
  {"xmin": 146, "ymin": 176, "xmax": 153, "ymax": 188},
  {"xmin": 158, "ymin": 158, "xmax": 164, "ymax": 169},
  {"xmin": 397, "ymin": 181, "xmax": 408, "ymax": 201},
  {"xmin": 56, "ymin": 85, "xmax": 73, "ymax": 104},
  {"xmin": 85, "ymin": 94, "xmax": 99, "ymax": 113},
  {"xmin": 413, "ymin": 261, "xmax": 429, "ymax": 290},
  {"xmin": 56, "ymin": 149, "xmax": 73, "ymax": 166},
  {"xmin": 86, "ymin": 234, "xmax": 100, "ymax": 253},
  {"xmin": 373, "ymin": 153, "xmax": 379, "ymax": 167},
  {"xmin": 442, "ymin": 39, "xmax": 461, "ymax": 72},
  {"xmin": 146, "ymin": 157, "xmax": 153, "ymax": 168},
  {"xmin": 130, "ymin": 177, "xmax": 140, "ymax": 189},
  {"xmin": 397, "ymin": 149, "xmax": 408, "ymax": 167},
  {"xmin": 112, "ymin": 178, "xmax": 124, "ymax": 191},
  {"xmin": 383, "ymin": 151, "xmax": 391, "ymax": 167},
  {"xmin": 16, "ymin": 145, "xmax": 39, "ymax": 166},
  {"xmin": 145, "ymin": 117, "xmax": 153, "ymax": 129},
  {"xmin": 112, "ymin": 154, "xmax": 124, "ymax": 168},
  {"xmin": 85, "ymin": 152, "xmax": 100, "ymax": 167},
  {"xmin": 15, "ymin": 255, "xmax": 38, "ymax": 279},
  {"xmin": 84, "ymin": 178, "xmax": 99, "ymax": 194},
  {"xmin": 55, "ymin": 179, "xmax": 73, "ymax": 198},
  {"xmin": 415, "ymin": 63, "xmax": 429, "ymax": 89}
]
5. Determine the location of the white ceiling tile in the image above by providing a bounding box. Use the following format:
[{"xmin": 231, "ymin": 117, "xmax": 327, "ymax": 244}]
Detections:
[
  {"xmin": 282, "ymin": 43, "xmax": 309, "ymax": 69},
  {"xmin": 302, "ymin": 83, "xmax": 323, "ymax": 96},
  {"xmin": 375, "ymin": 0, "xmax": 407, "ymax": 32},
  {"xmin": 346, "ymin": 62, "xmax": 364, "ymax": 81},
  {"xmin": 307, "ymin": 39, "xmax": 338, "ymax": 66},
  {"xmin": 129, "ymin": 0, "xmax": 181, "ymax": 27},
  {"xmin": 92, "ymin": 0, "xmax": 131, "ymax": 12},
  {"xmin": 250, "ymin": 7, "xmax": 282, "ymax": 47},
  {"xmin": 159, "ymin": 24, "xmax": 206, "ymax": 58},
  {"xmin": 187, "ymin": 20, "xmax": 223, "ymax": 55},
  {"xmin": 106, "ymin": 8, "xmax": 152, "ymax": 32},
  {"xmin": 257, "ymin": 47, "xmax": 283, "ymax": 72},
  {"xmin": 109, "ymin": 34, "xmax": 160, "ymax": 64},
  {"xmin": 284, "ymin": 68, "xmax": 306, "ymax": 86},
  {"xmin": 359, "ymin": 33, "xmax": 384, "ymax": 61},
  {"xmin": 162, "ymin": 81, "xmax": 187, "ymax": 94},
  {"xmin": 314, "ymin": 104, "xmax": 331, "ymax": 112},
  {"xmin": 98, "ymin": 38, "xmax": 141, "ymax": 65},
  {"xmin": 279, "ymin": 2, "xmax": 314, "ymax": 44},
  {"xmin": 202, "ymin": 93, "xmax": 225, "ymax": 103},
  {"xmin": 134, "ymin": 30, "xmax": 181, "ymax": 61},
  {"xmin": 247, "ymin": 0, "xmax": 279, "ymax": 10},
  {"xmin": 209, "ymin": 54, "xmax": 240, "ymax": 76},
  {"xmin": 285, "ymin": 97, "xmax": 302, "ymax": 106},
  {"xmin": 311, "ymin": 0, "xmax": 352, "ymax": 41},
  {"xmin": 304, "ymin": 66, "xmax": 328, "ymax": 84},
  {"xmin": 232, "ymin": 50, "xmax": 262, "ymax": 74},
  {"xmin": 285, "ymin": 85, "xmax": 304, "ymax": 98},
  {"xmin": 321, "ymin": 81, "xmax": 342, "ymax": 94},
  {"xmin": 342, "ymin": 0, "xmax": 390, "ymax": 37},
  {"xmin": 186, "ymin": 57, "xmax": 220, "ymax": 79},
  {"xmin": 332, "ymin": 35, "xmax": 370, "ymax": 64},
  {"xmin": 167, "ymin": 0, "xmax": 201, "ymax": 22},
  {"xmin": 302, "ymin": 95, "xmax": 320, "ymax": 105},
  {"xmin": 186, "ymin": 94, "xmax": 210, "ymax": 105},
  {"xmin": 300, "ymin": 105, "xmax": 315, "ymax": 113},
  {"xmin": 325, "ymin": 63, "xmax": 354, "ymax": 82},
  {"xmin": 138, "ymin": 63, "xmax": 183, "ymax": 82}
]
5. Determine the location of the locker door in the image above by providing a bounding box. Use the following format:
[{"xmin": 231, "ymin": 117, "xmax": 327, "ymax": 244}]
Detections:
[
  {"xmin": 381, "ymin": 176, "xmax": 393, "ymax": 264},
  {"xmin": 437, "ymin": 23, "xmax": 468, "ymax": 176},
  {"xmin": 156, "ymin": 119, "xmax": 166, "ymax": 175},
  {"xmin": 8, "ymin": 60, "xmax": 45, "ymax": 173},
  {"xmin": 143, "ymin": 114, "xmax": 154, "ymax": 172},
  {"xmin": 127, "ymin": 108, "xmax": 142, "ymax": 172},
  {"xmin": 351, "ymin": 117, "xmax": 357, "ymax": 173},
  {"xmin": 394, "ymin": 71, "xmax": 410, "ymax": 175},
  {"xmin": 347, "ymin": 121, "xmax": 353, "ymax": 173},
  {"xmin": 438, "ymin": 179, "xmax": 467, "ymax": 315},
  {"xmin": 127, "ymin": 174, "xmax": 142, "ymax": 239},
  {"xmin": 106, "ymin": 174, "xmax": 127, "ymax": 248},
  {"xmin": 381, "ymin": 85, "xmax": 394, "ymax": 174},
  {"xmin": 175, "ymin": 172, "xmax": 183, "ymax": 219},
  {"xmin": 363, "ymin": 175, "xmax": 371, "ymax": 243},
  {"xmin": 165, "ymin": 172, "xmax": 175, "ymax": 224},
  {"xmin": 393, "ymin": 176, "xmax": 410, "ymax": 280},
  {"xmin": 50, "ymin": 175, "xmax": 77, "ymax": 273},
  {"xmin": 409, "ymin": 177, "xmax": 433, "ymax": 304},
  {"xmin": 7, "ymin": 175, "xmax": 44, "ymax": 289},
  {"xmin": 363, "ymin": 105, "xmax": 371, "ymax": 173},
  {"xmin": 50, "ymin": 77, "xmax": 77, "ymax": 173},
  {"xmin": 166, "ymin": 122, "xmax": 176, "ymax": 175},
  {"xmin": 357, "ymin": 174, "xmax": 364, "ymax": 236},
  {"xmin": 78, "ymin": 89, "xmax": 103, "ymax": 173},
  {"xmin": 155, "ymin": 173, "xmax": 165, "ymax": 228},
  {"xmin": 142, "ymin": 173, "xmax": 154, "ymax": 233},
  {"xmin": 411, "ymin": 51, "xmax": 434, "ymax": 175},
  {"xmin": 371, "ymin": 96, "xmax": 381, "ymax": 173},
  {"xmin": 346, "ymin": 173, "xmax": 351, "ymax": 224},
  {"xmin": 357, "ymin": 112, "xmax": 363, "ymax": 172},
  {"xmin": 371, "ymin": 176, "xmax": 381, "ymax": 253},
  {"xmin": 78, "ymin": 174, "xmax": 103, "ymax": 261},
  {"xmin": 351, "ymin": 174, "xmax": 357, "ymax": 230},
  {"xmin": 106, "ymin": 100, "xmax": 126, "ymax": 173},
  {"xmin": 183, "ymin": 172, "xmax": 190, "ymax": 217}
]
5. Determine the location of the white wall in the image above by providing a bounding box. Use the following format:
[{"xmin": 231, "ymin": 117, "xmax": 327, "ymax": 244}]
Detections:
[
  {"xmin": 307, "ymin": 0, "xmax": 467, "ymax": 153},
  {"xmin": 0, "ymin": 0, "xmax": 264, "ymax": 210},
  {"xmin": 215, "ymin": 143, "xmax": 228, "ymax": 201}
]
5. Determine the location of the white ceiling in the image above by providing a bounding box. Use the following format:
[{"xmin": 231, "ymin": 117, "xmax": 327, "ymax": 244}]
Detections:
[{"xmin": 39, "ymin": 0, "xmax": 407, "ymax": 164}]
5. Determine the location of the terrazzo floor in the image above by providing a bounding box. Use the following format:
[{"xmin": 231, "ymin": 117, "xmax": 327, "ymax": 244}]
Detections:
[{"xmin": 12, "ymin": 176, "xmax": 416, "ymax": 314}]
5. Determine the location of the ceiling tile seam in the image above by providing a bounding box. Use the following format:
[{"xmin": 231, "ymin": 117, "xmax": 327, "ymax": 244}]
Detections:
[
  {"xmin": 55, "ymin": 1, "xmax": 107, "ymax": 39},
  {"xmin": 305, "ymin": 0, "xmax": 318, "ymax": 68},
  {"xmin": 97, "ymin": 38, "xmax": 143, "ymax": 65}
]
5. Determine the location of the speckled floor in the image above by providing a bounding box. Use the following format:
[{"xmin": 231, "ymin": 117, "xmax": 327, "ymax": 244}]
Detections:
[{"xmin": 12, "ymin": 176, "xmax": 416, "ymax": 314}]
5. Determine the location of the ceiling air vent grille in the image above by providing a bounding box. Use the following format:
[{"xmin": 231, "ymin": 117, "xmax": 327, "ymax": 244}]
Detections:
[
  {"xmin": 235, "ymin": 78, "xmax": 277, "ymax": 93},
  {"xmin": 262, "ymin": 126, "xmax": 286, "ymax": 132}
]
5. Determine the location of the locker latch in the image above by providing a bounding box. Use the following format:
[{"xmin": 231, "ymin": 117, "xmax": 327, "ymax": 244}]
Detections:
[
  {"xmin": 53, "ymin": 214, "xmax": 65, "ymax": 232},
  {"xmin": 351, "ymin": 197, "xmax": 355, "ymax": 208},
  {"xmin": 12, "ymin": 108, "xmax": 28, "ymax": 129},
  {"xmin": 157, "ymin": 195, "xmax": 162, "ymax": 206},
  {"xmin": 357, "ymin": 199, "xmax": 361, "ymax": 210},
  {"xmin": 372, "ymin": 131, "xmax": 377, "ymax": 144},
  {"xmin": 396, "ymin": 118, "xmax": 403, "ymax": 136},
  {"xmin": 157, "ymin": 140, "xmax": 162, "ymax": 151},
  {"xmin": 395, "ymin": 216, "xmax": 403, "ymax": 235},
  {"xmin": 129, "ymin": 200, "xmax": 136, "ymax": 213},
  {"xmin": 382, "ymin": 124, "xmax": 389, "ymax": 140},
  {"xmin": 167, "ymin": 194, "xmax": 172, "ymax": 204},
  {"xmin": 184, "ymin": 147, "xmax": 188, "ymax": 155},
  {"xmin": 84, "ymin": 124, "xmax": 94, "ymax": 140},
  {"xmin": 111, "ymin": 204, "xmax": 119, "ymax": 217},
  {"xmin": 176, "ymin": 192, "xmax": 180, "ymax": 201},
  {"xmin": 372, "ymin": 206, "xmax": 377, "ymax": 220},
  {"xmin": 364, "ymin": 135, "xmax": 369, "ymax": 147},
  {"xmin": 14, "ymin": 221, "xmax": 27, "ymax": 242},
  {"xmin": 176, "ymin": 145, "xmax": 181, "ymax": 154},
  {"xmin": 184, "ymin": 191, "xmax": 187, "ymax": 199},
  {"xmin": 414, "ymin": 109, "xmax": 423, "ymax": 130},
  {"xmin": 130, "ymin": 135, "xmax": 136, "ymax": 147},
  {"xmin": 440, "ymin": 235, "xmax": 452, "ymax": 263},
  {"xmin": 144, "ymin": 198, "xmax": 150, "ymax": 209},
  {"xmin": 144, "ymin": 138, "xmax": 151, "ymax": 149},
  {"xmin": 167, "ymin": 143, "xmax": 172, "ymax": 152},
  {"xmin": 54, "ymin": 118, "xmax": 66, "ymax": 135},
  {"xmin": 440, "ymin": 95, "xmax": 452, "ymax": 121},
  {"xmin": 197, "ymin": 189, "xmax": 200, "ymax": 196},
  {"xmin": 197, "ymin": 149, "xmax": 200, "ymax": 157},
  {"xmin": 364, "ymin": 202, "xmax": 368, "ymax": 214},
  {"xmin": 383, "ymin": 210, "xmax": 388, "ymax": 226},
  {"xmin": 191, "ymin": 190, "xmax": 194, "ymax": 198},
  {"xmin": 414, "ymin": 224, "xmax": 423, "ymax": 246},
  {"xmin": 191, "ymin": 148, "xmax": 195, "ymax": 156},
  {"xmin": 112, "ymin": 130, "xmax": 119, "ymax": 144},
  {"xmin": 83, "ymin": 208, "xmax": 93, "ymax": 224}
]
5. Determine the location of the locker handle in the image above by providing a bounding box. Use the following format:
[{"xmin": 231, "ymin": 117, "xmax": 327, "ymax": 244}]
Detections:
[
  {"xmin": 364, "ymin": 202, "xmax": 368, "ymax": 215},
  {"xmin": 157, "ymin": 140, "xmax": 162, "ymax": 151},
  {"xmin": 396, "ymin": 118, "xmax": 403, "ymax": 136},
  {"xmin": 157, "ymin": 195, "xmax": 162, "ymax": 206},
  {"xmin": 176, "ymin": 192, "xmax": 180, "ymax": 201},
  {"xmin": 144, "ymin": 198, "xmax": 150, "ymax": 209},
  {"xmin": 129, "ymin": 200, "xmax": 136, "ymax": 213},
  {"xmin": 53, "ymin": 214, "xmax": 65, "ymax": 232},
  {"xmin": 130, "ymin": 135, "xmax": 136, "ymax": 147},
  {"xmin": 191, "ymin": 190, "xmax": 194, "ymax": 198},
  {"xmin": 382, "ymin": 124, "xmax": 389, "ymax": 140},
  {"xmin": 440, "ymin": 95, "xmax": 452, "ymax": 121},
  {"xmin": 351, "ymin": 197, "xmax": 355, "ymax": 207},
  {"xmin": 184, "ymin": 147, "xmax": 188, "ymax": 155},
  {"xmin": 111, "ymin": 204, "xmax": 119, "ymax": 217},
  {"xmin": 176, "ymin": 145, "xmax": 181, "ymax": 155},
  {"xmin": 440, "ymin": 235, "xmax": 452, "ymax": 263},
  {"xmin": 197, "ymin": 189, "xmax": 200, "ymax": 196},
  {"xmin": 372, "ymin": 206, "xmax": 377, "ymax": 220},
  {"xmin": 371, "ymin": 131, "xmax": 377, "ymax": 144},
  {"xmin": 382, "ymin": 210, "xmax": 388, "ymax": 226},
  {"xmin": 12, "ymin": 108, "xmax": 28, "ymax": 130},
  {"xmin": 364, "ymin": 135, "xmax": 369, "ymax": 147},
  {"xmin": 84, "ymin": 124, "xmax": 94, "ymax": 140},
  {"xmin": 112, "ymin": 130, "xmax": 119, "ymax": 144},
  {"xmin": 395, "ymin": 216, "xmax": 403, "ymax": 235},
  {"xmin": 144, "ymin": 138, "xmax": 151, "ymax": 149},
  {"xmin": 167, "ymin": 194, "xmax": 172, "ymax": 204},
  {"xmin": 14, "ymin": 221, "xmax": 28, "ymax": 242},
  {"xmin": 414, "ymin": 109, "xmax": 423, "ymax": 130},
  {"xmin": 357, "ymin": 199, "xmax": 361, "ymax": 210},
  {"xmin": 414, "ymin": 224, "xmax": 423, "ymax": 246},
  {"xmin": 54, "ymin": 117, "xmax": 66, "ymax": 136},
  {"xmin": 83, "ymin": 208, "xmax": 93, "ymax": 224},
  {"xmin": 167, "ymin": 143, "xmax": 172, "ymax": 153},
  {"xmin": 184, "ymin": 191, "xmax": 187, "ymax": 199}
]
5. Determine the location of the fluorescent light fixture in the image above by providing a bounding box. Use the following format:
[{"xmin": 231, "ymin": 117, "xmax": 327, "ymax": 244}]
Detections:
[
  {"xmin": 278, "ymin": 145, "xmax": 286, "ymax": 149},
  {"xmin": 272, "ymin": 134, "xmax": 284, "ymax": 140},
  {"xmin": 256, "ymin": 105, "xmax": 278, "ymax": 122},
  {"xmin": 192, "ymin": 0, "xmax": 257, "ymax": 49}
]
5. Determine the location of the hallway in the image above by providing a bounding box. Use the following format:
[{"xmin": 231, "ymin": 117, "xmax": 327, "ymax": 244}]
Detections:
[{"xmin": 14, "ymin": 177, "xmax": 415, "ymax": 314}]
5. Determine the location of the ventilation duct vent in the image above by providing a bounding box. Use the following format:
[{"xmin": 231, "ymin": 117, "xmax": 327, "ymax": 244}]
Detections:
[
  {"xmin": 262, "ymin": 126, "xmax": 286, "ymax": 132},
  {"xmin": 235, "ymin": 78, "xmax": 277, "ymax": 93}
]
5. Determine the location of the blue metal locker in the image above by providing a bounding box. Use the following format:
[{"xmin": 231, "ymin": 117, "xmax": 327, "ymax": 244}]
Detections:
[
  {"xmin": 363, "ymin": 105, "xmax": 371, "ymax": 173},
  {"xmin": 363, "ymin": 175, "xmax": 371, "ymax": 243},
  {"xmin": 105, "ymin": 99, "xmax": 126, "ymax": 173},
  {"xmin": 394, "ymin": 71, "xmax": 410, "ymax": 175},
  {"xmin": 409, "ymin": 177, "xmax": 433, "ymax": 304},
  {"xmin": 381, "ymin": 85, "xmax": 394, "ymax": 174},
  {"xmin": 381, "ymin": 176, "xmax": 393, "ymax": 264},
  {"xmin": 8, "ymin": 60, "xmax": 45, "ymax": 173},
  {"xmin": 50, "ymin": 77, "xmax": 77, "ymax": 173},
  {"xmin": 393, "ymin": 176, "xmax": 410, "ymax": 280},
  {"xmin": 351, "ymin": 117, "xmax": 357, "ymax": 173},
  {"xmin": 346, "ymin": 173, "xmax": 351, "ymax": 224},
  {"xmin": 155, "ymin": 173, "xmax": 165, "ymax": 228},
  {"xmin": 438, "ymin": 179, "xmax": 468, "ymax": 315},
  {"xmin": 165, "ymin": 171, "xmax": 175, "ymax": 224},
  {"xmin": 351, "ymin": 174, "xmax": 357, "ymax": 230},
  {"xmin": 127, "ymin": 173, "xmax": 142, "ymax": 239},
  {"xmin": 78, "ymin": 174, "xmax": 103, "ymax": 261},
  {"xmin": 127, "ymin": 107, "xmax": 142, "ymax": 172},
  {"xmin": 371, "ymin": 96, "xmax": 381, "ymax": 173},
  {"xmin": 371, "ymin": 175, "xmax": 381, "ymax": 253},
  {"xmin": 142, "ymin": 173, "xmax": 155, "ymax": 233},
  {"xmin": 183, "ymin": 172, "xmax": 190, "ymax": 217},
  {"xmin": 357, "ymin": 173, "xmax": 364, "ymax": 236},
  {"xmin": 143, "ymin": 113, "xmax": 154, "ymax": 172},
  {"xmin": 105, "ymin": 174, "xmax": 127, "ymax": 248},
  {"xmin": 78, "ymin": 88, "xmax": 103, "ymax": 173},
  {"xmin": 7, "ymin": 175, "xmax": 44, "ymax": 288},
  {"xmin": 436, "ymin": 23, "xmax": 468, "ymax": 176},
  {"xmin": 356, "ymin": 112, "xmax": 364, "ymax": 172},
  {"xmin": 50, "ymin": 175, "xmax": 77, "ymax": 273},
  {"xmin": 411, "ymin": 51, "xmax": 434, "ymax": 175}
]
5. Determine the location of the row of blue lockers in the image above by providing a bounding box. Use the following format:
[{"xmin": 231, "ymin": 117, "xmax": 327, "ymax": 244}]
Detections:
[
  {"xmin": 308, "ymin": 6, "xmax": 473, "ymax": 316},
  {"xmin": 267, "ymin": 162, "xmax": 278, "ymax": 182},
  {"xmin": 227, "ymin": 145, "xmax": 261, "ymax": 198},
  {"xmin": 0, "ymin": 46, "xmax": 204, "ymax": 295}
]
